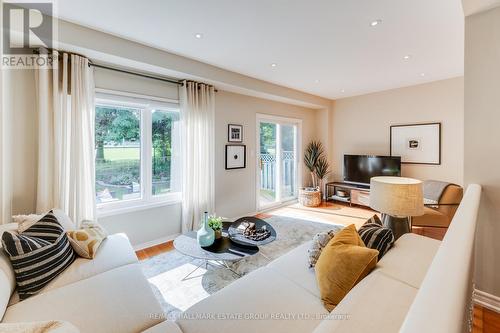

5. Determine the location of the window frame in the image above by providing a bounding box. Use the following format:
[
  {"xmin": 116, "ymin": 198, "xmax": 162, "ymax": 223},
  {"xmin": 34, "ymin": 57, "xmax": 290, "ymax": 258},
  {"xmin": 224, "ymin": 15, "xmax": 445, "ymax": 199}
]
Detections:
[{"xmin": 95, "ymin": 91, "xmax": 181, "ymax": 217}]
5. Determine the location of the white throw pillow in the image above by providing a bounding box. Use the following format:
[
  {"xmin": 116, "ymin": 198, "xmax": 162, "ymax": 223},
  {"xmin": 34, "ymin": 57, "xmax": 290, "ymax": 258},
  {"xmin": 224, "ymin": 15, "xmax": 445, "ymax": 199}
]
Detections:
[
  {"xmin": 308, "ymin": 230, "xmax": 336, "ymax": 268},
  {"xmin": 12, "ymin": 214, "xmax": 40, "ymax": 233},
  {"xmin": 13, "ymin": 209, "xmax": 75, "ymax": 232}
]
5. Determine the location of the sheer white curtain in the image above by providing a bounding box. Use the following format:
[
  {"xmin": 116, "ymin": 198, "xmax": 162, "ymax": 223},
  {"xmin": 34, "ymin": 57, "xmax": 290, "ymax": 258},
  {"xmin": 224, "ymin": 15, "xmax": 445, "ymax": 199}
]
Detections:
[
  {"xmin": 35, "ymin": 51, "xmax": 96, "ymax": 226},
  {"xmin": 180, "ymin": 81, "xmax": 215, "ymax": 232}
]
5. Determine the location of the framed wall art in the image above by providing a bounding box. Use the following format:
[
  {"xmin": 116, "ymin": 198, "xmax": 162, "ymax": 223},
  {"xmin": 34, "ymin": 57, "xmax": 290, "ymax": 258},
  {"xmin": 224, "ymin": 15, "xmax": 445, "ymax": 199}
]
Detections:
[
  {"xmin": 390, "ymin": 122, "xmax": 441, "ymax": 165},
  {"xmin": 228, "ymin": 124, "xmax": 243, "ymax": 142},
  {"xmin": 225, "ymin": 144, "xmax": 246, "ymax": 170}
]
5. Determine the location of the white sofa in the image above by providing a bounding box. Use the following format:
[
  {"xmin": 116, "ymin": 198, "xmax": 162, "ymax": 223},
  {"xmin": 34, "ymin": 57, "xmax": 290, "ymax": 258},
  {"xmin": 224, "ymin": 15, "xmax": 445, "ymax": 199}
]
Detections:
[
  {"xmin": 163, "ymin": 184, "xmax": 482, "ymax": 333},
  {"xmin": 0, "ymin": 229, "xmax": 166, "ymax": 332},
  {"xmin": 0, "ymin": 184, "xmax": 481, "ymax": 332}
]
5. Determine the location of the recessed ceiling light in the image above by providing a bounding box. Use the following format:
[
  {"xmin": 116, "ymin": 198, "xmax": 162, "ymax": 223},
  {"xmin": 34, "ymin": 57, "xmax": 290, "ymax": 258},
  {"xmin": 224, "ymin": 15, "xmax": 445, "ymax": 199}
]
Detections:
[
  {"xmin": 370, "ymin": 19, "xmax": 382, "ymax": 27},
  {"xmin": 271, "ymin": 63, "xmax": 277, "ymax": 68},
  {"xmin": 194, "ymin": 33, "xmax": 203, "ymax": 39},
  {"xmin": 420, "ymin": 72, "xmax": 425, "ymax": 77},
  {"xmin": 341, "ymin": 89, "xmax": 345, "ymax": 93},
  {"xmin": 403, "ymin": 55, "xmax": 412, "ymax": 60}
]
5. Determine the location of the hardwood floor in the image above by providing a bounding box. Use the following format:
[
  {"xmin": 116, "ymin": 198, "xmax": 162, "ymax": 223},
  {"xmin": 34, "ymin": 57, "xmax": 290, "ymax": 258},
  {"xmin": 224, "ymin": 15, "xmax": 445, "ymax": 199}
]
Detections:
[
  {"xmin": 135, "ymin": 202, "xmax": 500, "ymax": 329},
  {"xmin": 473, "ymin": 305, "xmax": 500, "ymax": 333},
  {"xmin": 135, "ymin": 241, "xmax": 173, "ymax": 260},
  {"xmin": 272, "ymin": 201, "xmax": 447, "ymax": 240}
]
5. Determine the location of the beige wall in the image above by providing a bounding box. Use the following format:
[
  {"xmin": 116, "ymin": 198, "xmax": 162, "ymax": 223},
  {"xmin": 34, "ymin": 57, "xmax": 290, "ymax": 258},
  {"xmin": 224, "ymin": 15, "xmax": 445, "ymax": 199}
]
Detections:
[
  {"xmin": 464, "ymin": 5, "xmax": 500, "ymax": 297},
  {"xmin": 331, "ymin": 77, "xmax": 464, "ymax": 184},
  {"xmin": 1, "ymin": 69, "xmax": 12, "ymax": 223},
  {"xmin": 94, "ymin": 67, "xmax": 179, "ymax": 101},
  {"xmin": 214, "ymin": 91, "xmax": 320, "ymax": 218},
  {"xmin": 4, "ymin": 69, "xmax": 37, "ymax": 216}
]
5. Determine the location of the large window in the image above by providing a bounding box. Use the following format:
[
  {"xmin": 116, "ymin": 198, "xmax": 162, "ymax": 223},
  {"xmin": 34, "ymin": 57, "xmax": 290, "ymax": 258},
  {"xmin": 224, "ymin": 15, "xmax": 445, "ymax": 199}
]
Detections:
[{"xmin": 95, "ymin": 93, "xmax": 180, "ymax": 211}]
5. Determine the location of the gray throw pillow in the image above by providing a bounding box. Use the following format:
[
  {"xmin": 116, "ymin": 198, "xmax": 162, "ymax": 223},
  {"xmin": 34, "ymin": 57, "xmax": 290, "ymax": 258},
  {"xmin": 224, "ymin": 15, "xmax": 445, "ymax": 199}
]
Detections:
[{"xmin": 308, "ymin": 230, "xmax": 336, "ymax": 268}]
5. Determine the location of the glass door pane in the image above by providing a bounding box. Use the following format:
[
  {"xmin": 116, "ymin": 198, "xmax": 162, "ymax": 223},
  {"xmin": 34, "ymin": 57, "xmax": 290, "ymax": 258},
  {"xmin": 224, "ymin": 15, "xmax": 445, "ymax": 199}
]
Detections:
[
  {"xmin": 259, "ymin": 122, "xmax": 277, "ymax": 207},
  {"xmin": 281, "ymin": 124, "xmax": 296, "ymax": 199}
]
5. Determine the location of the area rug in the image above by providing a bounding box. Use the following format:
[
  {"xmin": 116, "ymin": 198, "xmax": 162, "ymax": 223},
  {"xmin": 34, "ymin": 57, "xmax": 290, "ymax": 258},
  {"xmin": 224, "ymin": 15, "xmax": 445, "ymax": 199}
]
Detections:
[{"xmin": 140, "ymin": 215, "xmax": 343, "ymax": 319}]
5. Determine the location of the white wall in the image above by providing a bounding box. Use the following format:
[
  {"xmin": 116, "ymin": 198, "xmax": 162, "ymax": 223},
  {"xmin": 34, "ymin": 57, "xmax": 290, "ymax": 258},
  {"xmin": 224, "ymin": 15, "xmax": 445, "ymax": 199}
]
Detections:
[
  {"xmin": 330, "ymin": 77, "xmax": 464, "ymax": 184},
  {"xmin": 98, "ymin": 204, "xmax": 182, "ymax": 247},
  {"xmin": 214, "ymin": 91, "xmax": 320, "ymax": 218},
  {"xmin": 464, "ymin": 5, "xmax": 500, "ymax": 298}
]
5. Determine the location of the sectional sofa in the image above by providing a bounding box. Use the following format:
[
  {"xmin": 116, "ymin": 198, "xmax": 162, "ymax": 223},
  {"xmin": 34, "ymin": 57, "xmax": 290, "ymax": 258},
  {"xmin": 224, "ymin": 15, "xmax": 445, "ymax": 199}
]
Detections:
[
  {"xmin": 0, "ymin": 184, "xmax": 481, "ymax": 333},
  {"xmin": 0, "ymin": 228, "xmax": 167, "ymax": 332}
]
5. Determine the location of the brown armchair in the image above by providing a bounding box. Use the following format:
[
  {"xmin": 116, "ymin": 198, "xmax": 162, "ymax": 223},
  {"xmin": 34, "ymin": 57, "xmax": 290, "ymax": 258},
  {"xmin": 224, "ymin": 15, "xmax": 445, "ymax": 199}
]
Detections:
[{"xmin": 412, "ymin": 184, "xmax": 464, "ymax": 228}]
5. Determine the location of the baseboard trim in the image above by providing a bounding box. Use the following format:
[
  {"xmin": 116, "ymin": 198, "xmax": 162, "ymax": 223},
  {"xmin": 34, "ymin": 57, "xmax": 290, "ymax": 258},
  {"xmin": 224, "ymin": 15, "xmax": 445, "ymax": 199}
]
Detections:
[
  {"xmin": 133, "ymin": 233, "xmax": 180, "ymax": 251},
  {"xmin": 474, "ymin": 289, "xmax": 500, "ymax": 313}
]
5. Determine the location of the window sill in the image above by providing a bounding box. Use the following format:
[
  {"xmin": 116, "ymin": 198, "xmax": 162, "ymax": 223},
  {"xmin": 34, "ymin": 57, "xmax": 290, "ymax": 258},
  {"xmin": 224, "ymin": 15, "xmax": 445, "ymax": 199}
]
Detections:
[{"xmin": 97, "ymin": 195, "xmax": 182, "ymax": 218}]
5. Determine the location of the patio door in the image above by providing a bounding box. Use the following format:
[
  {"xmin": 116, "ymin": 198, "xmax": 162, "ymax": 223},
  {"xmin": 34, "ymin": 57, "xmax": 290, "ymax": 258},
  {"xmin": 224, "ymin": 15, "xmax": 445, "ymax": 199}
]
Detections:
[{"xmin": 257, "ymin": 114, "xmax": 301, "ymax": 210}]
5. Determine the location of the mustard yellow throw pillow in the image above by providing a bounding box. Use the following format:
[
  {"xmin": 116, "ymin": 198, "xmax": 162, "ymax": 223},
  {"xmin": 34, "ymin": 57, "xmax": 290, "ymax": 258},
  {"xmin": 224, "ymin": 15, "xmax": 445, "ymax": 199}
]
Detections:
[
  {"xmin": 315, "ymin": 224, "xmax": 379, "ymax": 311},
  {"xmin": 67, "ymin": 222, "xmax": 107, "ymax": 259}
]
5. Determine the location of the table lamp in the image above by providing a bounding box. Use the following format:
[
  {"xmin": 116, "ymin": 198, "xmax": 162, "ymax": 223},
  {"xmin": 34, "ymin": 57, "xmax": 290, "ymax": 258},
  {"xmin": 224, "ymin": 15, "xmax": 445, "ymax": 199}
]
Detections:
[{"xmin": 370, "ymin": 176, "xmax": 424, "ymax": 240}]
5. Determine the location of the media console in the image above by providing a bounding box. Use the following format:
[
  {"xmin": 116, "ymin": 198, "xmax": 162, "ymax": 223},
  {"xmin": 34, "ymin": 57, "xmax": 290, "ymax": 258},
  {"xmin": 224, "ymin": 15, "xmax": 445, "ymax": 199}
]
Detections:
[{"xmin": 325, "ymin": 182, "xmax": 371, "ymax": 207}]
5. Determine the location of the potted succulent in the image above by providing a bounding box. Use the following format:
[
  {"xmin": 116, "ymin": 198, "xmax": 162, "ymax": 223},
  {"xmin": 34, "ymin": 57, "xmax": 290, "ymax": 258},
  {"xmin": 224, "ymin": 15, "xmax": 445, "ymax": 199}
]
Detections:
[
  {"xmin": 208, "ymin": 215, "xmax": 223, "ymax": 240},
  {"xmin": 300, "ymin": 141, "xmax": 331, "ymax": 206}
]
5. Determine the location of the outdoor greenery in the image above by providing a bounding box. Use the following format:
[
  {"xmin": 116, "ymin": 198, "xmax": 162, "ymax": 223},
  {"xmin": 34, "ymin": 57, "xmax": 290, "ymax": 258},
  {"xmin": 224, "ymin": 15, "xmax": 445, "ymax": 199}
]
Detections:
[
  {"xmin": 259, "ymin": 123, "xmax": 294, "ymax": 153},
  {"xmin": 95, "ymin": 106, "xmax": 140, "ymax": 161},
  {"xmin": 260, "ymin": 123, "xmax": 276, "ymax": 154},
  {"xmin": 95, "ymin": 106, "xmax": 176, "ymax": 200}
]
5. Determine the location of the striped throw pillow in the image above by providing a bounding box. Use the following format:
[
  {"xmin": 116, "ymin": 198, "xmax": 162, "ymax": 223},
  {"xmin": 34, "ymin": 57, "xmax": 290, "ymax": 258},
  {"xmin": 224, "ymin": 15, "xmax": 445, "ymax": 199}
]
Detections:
[
  {"xmin": 358, "ymin": 215, "xmax": 394, "ymax": 260},
  {"xmin": 1, "ymin": 210, "xmax": 76, "ymax": 300}
]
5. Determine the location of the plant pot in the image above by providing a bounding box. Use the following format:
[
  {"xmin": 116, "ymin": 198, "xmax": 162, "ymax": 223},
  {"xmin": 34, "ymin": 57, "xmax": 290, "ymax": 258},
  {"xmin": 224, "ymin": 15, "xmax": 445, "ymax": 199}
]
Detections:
[
  {"xmin": 298, "ymin": 188, "xmax": 322, "ymax": 207},
  {"xmin": 214, "ymin": 229, "xmax": 222, "ymax": 240}
]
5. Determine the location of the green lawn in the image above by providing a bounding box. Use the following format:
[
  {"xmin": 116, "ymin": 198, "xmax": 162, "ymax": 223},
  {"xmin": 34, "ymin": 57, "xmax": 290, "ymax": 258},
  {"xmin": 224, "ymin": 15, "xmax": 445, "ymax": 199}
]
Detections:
[
  {"xmin": 96, "ymin": 147, "xmax": 173, "ymax": 201},
  {"xmin": 102, "ymin": 147, "xmax": 139, "ymax": 161},
  {"xmin": 102, "ymin": 147, "xmax": 169, "ymax": 161}
]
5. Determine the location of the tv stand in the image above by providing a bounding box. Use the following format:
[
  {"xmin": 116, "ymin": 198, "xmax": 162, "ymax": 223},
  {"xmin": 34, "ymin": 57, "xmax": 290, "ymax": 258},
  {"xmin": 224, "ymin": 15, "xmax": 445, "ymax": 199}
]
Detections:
[{"xmin": 325, "ymin": 182, "xmax": 371, "ymax": 207}]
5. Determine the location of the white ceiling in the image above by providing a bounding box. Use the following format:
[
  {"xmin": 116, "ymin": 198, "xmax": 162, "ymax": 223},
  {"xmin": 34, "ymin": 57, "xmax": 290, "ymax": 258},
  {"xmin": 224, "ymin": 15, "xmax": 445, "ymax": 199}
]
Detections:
[{"xmin": 54, "ymin": 0, "xmax": 464, "ymax": 100}]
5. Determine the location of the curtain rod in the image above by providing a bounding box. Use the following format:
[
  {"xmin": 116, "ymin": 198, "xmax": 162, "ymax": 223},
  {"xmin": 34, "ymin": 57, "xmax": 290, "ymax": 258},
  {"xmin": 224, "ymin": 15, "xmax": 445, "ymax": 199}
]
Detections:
[
  {"xmin": 89, "ymin": 63, "xmax": 183, "ymax": 86},
  {"xmin": 36, "ymin": 48, "xmax": 217, "ymax": 90}
]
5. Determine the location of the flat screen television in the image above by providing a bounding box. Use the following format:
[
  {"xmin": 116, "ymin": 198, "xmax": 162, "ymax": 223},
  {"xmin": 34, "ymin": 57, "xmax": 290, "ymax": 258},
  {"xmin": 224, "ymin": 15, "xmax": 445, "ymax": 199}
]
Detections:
[{"xmin": 343, "ymin": 155, "xmax": 401, "ymax": 186}]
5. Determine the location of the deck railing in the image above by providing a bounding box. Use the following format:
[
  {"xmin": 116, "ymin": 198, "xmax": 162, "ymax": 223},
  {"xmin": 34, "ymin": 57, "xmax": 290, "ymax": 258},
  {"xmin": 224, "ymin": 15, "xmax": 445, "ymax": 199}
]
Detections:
[{"xmin": 260, "ymin": 151, "xmax": 295, "ymax": 191}]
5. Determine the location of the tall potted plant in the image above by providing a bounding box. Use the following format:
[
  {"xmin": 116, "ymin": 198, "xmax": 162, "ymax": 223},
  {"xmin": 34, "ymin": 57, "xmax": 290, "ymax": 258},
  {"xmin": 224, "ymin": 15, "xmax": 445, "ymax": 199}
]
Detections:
[
  {"xmin": 300, "ymin": 141, "xmax": 330, "ymax": 207},
  {"xmin": 315, "ymin": 156, "xmax": 331, "ymax": 199},
  {"xmin": 304, "ymin": 141, "xmax": 323, "ymax": 189}
]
